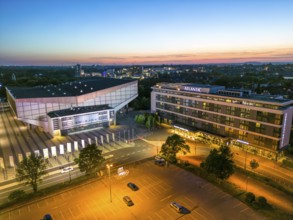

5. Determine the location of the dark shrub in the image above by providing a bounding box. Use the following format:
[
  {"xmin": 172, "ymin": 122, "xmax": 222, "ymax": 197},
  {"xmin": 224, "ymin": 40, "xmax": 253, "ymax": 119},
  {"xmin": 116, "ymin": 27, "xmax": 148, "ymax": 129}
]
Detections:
[
  {"xmin": 8, "ymin": 190, "xmax": 27, "ymax": 201},
  {"xmin": 257, "ymin": 196, "xmax": 268, "ymax": 207},
  {"xmin": 252, "ymin": 201, "xmax": 259, "ymax": 209},
  {"xmin": 169, "ymin": 155, "xmax": 177, "ymax": 164},
  {"xmin": 245, "ymin": 192, "xmax": 255, "ymax": 203}
]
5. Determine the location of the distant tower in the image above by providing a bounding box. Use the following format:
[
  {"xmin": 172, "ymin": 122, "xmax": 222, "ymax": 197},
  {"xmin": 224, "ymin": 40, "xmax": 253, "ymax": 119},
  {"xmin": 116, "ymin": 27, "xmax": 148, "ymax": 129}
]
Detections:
[
  {"xmin": 75, "ymin": 64, "xmax": 81, "ymax": 77},
  {"xmin": 11, "ymin": 73, "xmax": 16, "ymax": 81}
]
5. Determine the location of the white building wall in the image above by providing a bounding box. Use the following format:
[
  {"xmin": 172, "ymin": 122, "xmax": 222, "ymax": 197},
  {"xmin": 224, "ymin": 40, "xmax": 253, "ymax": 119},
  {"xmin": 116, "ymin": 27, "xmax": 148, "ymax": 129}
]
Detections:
[
  {"xmin": 12, "ymin": 80, "xmax": 138, "ymax": 132},
  {"xmin": 280, "ymin": 107, "xmax": 293, "ymax": 149}
]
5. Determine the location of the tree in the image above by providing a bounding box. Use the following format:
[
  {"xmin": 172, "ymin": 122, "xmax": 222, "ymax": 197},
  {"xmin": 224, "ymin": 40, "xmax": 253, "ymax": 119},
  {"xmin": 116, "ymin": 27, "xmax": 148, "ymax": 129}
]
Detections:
[
  {"xmin": 145, "ymin": 114, "xmax": 155, "ymax": 130},
  {"xmin": 74, "ymin": 144, "xmax": 105, "ymax": 175},
  {"xmin": 134, "ymin": 114, "xmax": 145, "ymax": 126},
  {"xmin": 257, "ymin": 196, "xmax": 268, "ymax": 208},
  {"xmin": 134, "ymin": 113, "xmax": 158, "ymax": 130},
  {"xmin": 16, "ymin": 154, "xmax": 47, "ymax": 192},
  {"xmin": 200, "ymin": 145, "xmax": 234, "ymax": 180},
  {"xmin": 250, "ymin": 159, "xmax": 259, "ymax": 173},
  {"xmin": 160, "ymin": 134, "xmax": 190, "ymax": 163}
]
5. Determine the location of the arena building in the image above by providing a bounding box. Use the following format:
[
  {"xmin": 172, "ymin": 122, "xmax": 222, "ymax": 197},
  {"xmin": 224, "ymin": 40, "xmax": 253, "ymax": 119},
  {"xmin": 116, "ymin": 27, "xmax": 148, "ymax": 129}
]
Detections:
[
  {"xmin": 6, "ymin": 77, "xmax": 138, "ymax": 136},
  {"xmin": 151, "ymin": 83, "xmax": 293, "ymax": 159}
]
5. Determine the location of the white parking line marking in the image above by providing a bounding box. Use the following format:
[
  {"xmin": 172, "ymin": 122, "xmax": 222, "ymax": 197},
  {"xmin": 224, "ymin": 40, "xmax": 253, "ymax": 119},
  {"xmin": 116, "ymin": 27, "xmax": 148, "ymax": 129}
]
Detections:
[
  {"xmin": 233, "ymin": 202, "xmax": 242, "ymax": 208},
  {"xmin": 240, "ymin": 207, "xmax": 249, "ymax": 213},
  {"xmin": 160, "ymin": 194, "xmax": 172, "ymax": 202}
]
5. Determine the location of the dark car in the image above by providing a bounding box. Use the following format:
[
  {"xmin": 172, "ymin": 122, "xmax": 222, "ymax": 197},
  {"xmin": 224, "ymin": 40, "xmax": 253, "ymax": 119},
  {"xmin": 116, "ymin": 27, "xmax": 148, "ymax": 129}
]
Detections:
[
  {"xmin": 123, "ymin": 196, "xmax": 134, "ymax": 206},
  {"xmin": 127, "ymin": 182, "xmax": 139, "ymax": 191},
  {"xmin": 155, "ymin": 159, "xmax": 165, "ymax": 166},
  {"xmin": 43, "ymin": 214, "xmax": 53, "ymax": 220}
]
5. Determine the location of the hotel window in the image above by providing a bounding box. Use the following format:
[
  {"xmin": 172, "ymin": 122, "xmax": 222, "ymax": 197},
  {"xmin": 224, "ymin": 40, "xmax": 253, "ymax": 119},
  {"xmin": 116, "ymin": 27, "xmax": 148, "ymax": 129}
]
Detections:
[
  {"xmin": 203, "ymin": 102, "xmax": 209, "ymax": 110},
  {"xmin": 273, "ymin": 128, "xmax": 281, "ymax": 137},
  {"xmin": 214, "ymin": 104, "xmax": 221, "ymax": 112},
  {"xmin": 274, "ymin": 114, "xmax": 282, "ymax": 125}
]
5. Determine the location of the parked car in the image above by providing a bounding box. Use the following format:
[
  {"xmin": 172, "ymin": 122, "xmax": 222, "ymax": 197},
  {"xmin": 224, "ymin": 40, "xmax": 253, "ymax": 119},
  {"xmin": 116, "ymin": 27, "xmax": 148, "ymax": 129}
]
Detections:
[
  {"xmin": 154, "ymin": 159, "xmax": 165, "ymax": 166},
  {"xmin": 155, "ymin": 155, "xmax": 165, "ymax": 166},
  {"xmin": 123, "ymin": 196, "xmax": 134, "ymax": 206},
  {"xmin": 42, "ymin": 214, "xmax": 53, "ymax": 220},
  {"xmin": 170, "ymin": 202, "xmax": 183, "ymax": 213},
  {"xmin": 127, "ymin": 182, "xmax": 139, "ymax": 191},
  {"xmin": 61, "ymin": 166, "xmax": 73, "ymax": 174},
  {"xmin": 155, "ymin": 155, "xmax": 163, "ymax": 160}
]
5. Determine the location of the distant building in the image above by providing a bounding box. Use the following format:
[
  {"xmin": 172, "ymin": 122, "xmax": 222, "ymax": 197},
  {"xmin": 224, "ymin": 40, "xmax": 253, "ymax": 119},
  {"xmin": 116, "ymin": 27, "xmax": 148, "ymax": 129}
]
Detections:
[
  {"xmin": 11, "ymin": 73, "xmax": 16, "ymax": 81},
  {"xmin": 151, "ymin": 83, "xmax": 293, "ymax": 159},
  {"xmin": 91, "ymin": 72, "xmax": 102, "ymax": 77},
  {"xmin": 6, "ymin": 77, "xmax": 138, "ymax": 136},
  {"xmin": 75, "ymin": 64, "xmax": 81, "ymax": 77}
]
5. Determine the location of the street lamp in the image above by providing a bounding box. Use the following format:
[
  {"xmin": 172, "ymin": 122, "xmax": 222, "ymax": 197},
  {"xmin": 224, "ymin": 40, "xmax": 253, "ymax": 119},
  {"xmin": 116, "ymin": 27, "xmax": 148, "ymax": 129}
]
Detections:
[
  {"xmin": 236, "ymin": 139, "xmax": 249, "ymax": 191},
  {"xmin": 106, "ymin": 163, "xmax": 113, "ymax": 203},
  {"xmin": 68, "ymin": 170, "xmax": 72, "ymax": 182}
]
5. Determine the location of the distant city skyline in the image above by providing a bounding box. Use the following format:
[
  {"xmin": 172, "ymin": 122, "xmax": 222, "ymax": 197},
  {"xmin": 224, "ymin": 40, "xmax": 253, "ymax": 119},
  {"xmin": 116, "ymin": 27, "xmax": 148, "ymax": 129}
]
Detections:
[{"xmin": 1, "ymin": 0, "xmax": 293, "ymax": 65}]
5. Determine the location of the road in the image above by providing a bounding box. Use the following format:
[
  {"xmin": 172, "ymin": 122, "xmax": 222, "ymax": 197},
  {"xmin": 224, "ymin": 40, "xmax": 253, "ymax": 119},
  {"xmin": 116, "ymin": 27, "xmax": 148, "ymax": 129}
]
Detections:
[
  {"xmin": 186, "ymin": 139, "xmax": 293, "ymax": 191},
  {"xmin": 232, "ymin": 149, "xmax": 293, "ymax": 189},
  {"xmin": 0, "ymin": 140, "xmax": 156, "ymax": 204}
]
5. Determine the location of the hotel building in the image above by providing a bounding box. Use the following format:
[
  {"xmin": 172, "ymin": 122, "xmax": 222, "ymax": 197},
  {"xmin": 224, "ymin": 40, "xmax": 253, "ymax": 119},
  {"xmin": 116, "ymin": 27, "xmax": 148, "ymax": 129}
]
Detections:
[
  {"xmin": 151, "ymin": 83, "xmax": 293, "ymax": 158},
  {"xmin": 6, "ymin": 77, "xmax": 138, "ymax": 136}
]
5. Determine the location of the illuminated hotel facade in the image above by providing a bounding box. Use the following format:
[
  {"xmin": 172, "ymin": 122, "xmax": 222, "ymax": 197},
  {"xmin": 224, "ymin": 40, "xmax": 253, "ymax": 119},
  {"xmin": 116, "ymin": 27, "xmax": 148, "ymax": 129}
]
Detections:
[
  {"xmin": 151, "ymin": 83, "xmax": 293, "ymax": 158},
  {"xmin": 6, "ymin": 77, "xmax": 138, "ymax": 136}
]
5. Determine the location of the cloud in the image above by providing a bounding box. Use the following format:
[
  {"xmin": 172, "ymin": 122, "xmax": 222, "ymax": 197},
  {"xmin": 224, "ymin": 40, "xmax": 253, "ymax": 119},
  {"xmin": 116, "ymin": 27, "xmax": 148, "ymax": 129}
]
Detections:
[{"xmin": 89, "ymin": 56, "xmax": 126, "ymax": 60}]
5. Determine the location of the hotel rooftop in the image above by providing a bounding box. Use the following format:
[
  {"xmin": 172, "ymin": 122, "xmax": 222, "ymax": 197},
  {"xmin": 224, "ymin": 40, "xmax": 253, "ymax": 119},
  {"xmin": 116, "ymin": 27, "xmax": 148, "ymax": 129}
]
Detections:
[{"xmin": 153, "ymin": 83, "xmax": 293, "ymax": 105}]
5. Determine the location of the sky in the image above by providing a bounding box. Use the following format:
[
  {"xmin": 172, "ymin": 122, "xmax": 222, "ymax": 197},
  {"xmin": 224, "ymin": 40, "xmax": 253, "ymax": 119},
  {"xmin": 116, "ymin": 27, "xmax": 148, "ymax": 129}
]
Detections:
[{"xmin": 0, "ymin": 0, "xmax": 293, "ymax": 65}]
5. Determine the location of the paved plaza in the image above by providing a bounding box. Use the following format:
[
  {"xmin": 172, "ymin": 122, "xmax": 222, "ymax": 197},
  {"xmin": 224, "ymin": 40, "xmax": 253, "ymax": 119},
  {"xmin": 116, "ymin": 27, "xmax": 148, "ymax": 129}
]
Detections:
[{"xmin": 0, "ymin": 110, "xmax": 138, "ymax": 181}]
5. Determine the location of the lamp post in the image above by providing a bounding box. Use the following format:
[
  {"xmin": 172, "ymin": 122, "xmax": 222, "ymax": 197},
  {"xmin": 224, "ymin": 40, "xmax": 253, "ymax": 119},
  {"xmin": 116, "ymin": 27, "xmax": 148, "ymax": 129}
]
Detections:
[
  {"xmin": 236, "ymin": 139, "xmax": 249, "ymax": 191},
  {"xmin": 106, "ymin": 163, "xmax": 113, "ymax": 203},
  {"xmin": 68, "ymin": 170, "xmax": 72, "ymax": 182}
]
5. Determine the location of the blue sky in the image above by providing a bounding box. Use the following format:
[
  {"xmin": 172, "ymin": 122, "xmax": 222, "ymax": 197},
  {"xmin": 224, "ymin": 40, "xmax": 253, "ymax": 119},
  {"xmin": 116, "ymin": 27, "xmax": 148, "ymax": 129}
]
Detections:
[{"xmin": 0, "ymin": 0, "xmax": 293, "ymax": 65}]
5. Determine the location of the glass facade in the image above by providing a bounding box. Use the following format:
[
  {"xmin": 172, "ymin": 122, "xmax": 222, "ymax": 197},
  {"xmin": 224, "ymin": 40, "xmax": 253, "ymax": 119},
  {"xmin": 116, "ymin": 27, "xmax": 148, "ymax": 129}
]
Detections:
[{"xmin": 12, "ymin": 83, "xmax": 137, "ymax": 122}]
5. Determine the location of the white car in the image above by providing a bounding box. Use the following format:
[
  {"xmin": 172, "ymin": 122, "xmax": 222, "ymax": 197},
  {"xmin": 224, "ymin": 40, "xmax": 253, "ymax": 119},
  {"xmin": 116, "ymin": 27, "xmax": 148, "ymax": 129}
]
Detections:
[
  {"xmin": 61, "ymin": 167, "xmax": 73, "ymax": 174},
  {"xmin": 155, "ymin": 155, "xmax": 164, "ymax": 161},
  {"xmin": 170, "ymin": 202, "xmax": 183, "ymax": 213}
]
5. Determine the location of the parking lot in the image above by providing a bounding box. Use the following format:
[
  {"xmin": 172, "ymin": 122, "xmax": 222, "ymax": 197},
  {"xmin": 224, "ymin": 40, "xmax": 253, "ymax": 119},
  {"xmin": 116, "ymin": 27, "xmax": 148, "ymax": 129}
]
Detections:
[{"xmin": 0, "ymin": 159, "xmax": 263, "ymax": 220}]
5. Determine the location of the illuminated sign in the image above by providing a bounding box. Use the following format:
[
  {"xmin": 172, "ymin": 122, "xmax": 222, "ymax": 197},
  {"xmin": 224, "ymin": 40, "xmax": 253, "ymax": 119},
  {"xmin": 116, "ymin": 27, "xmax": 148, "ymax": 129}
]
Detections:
[
  {"xmin": 174, "ymin": 125, "xmax": 189, "ymax": 132},
  {"xmin": 60, "ymin": 144, "xmax": 64, "ymax": 154},
  {"xmin": 280, "ymin": 113, "xmax": 287, "ymax": 148},
  {"xmin": 51, "ymin": 146, "xmax": 57, "ymax": 156},
  {"xmin": 67, "ymin": 143, "xmax": 72, "ymax": 153},
  {"xmin": 236, "ymin": 139, "xmax": 249, "ymax": 145},
  {"xmin": 181, "ymin": 86, "xmax": 213, "ymax": 93},
  {"xmin": 43, "ymin": 148, "xmax": 49, "ymax": 159},
  {"xmin": 183, "ymin": 86, "xmax": 202, "ymax": 92}
]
